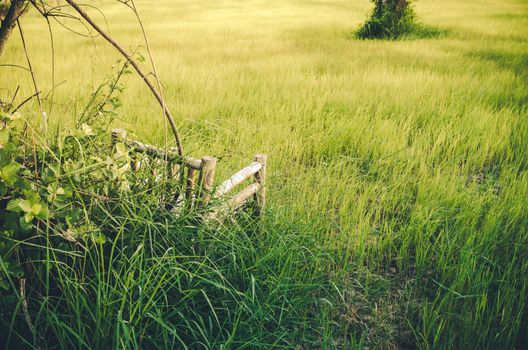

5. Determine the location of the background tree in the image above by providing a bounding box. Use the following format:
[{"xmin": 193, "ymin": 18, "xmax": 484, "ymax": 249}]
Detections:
[{"xmin": 357, "ymin": 0, "xmax": 416, "ymax": 39}]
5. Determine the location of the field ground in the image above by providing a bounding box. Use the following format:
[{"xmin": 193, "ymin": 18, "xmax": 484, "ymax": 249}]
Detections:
[{"xmin": 1, "ymin": 0, "xmax": 527, "ymax": 348}]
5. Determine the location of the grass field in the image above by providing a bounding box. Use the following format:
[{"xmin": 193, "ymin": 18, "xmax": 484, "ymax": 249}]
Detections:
[{"xmin": 1, "ymin": 0, "xmax": 527, "ymax": 348}]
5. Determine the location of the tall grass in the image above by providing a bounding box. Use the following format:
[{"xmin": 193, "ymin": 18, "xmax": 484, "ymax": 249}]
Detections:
[
  {"xmin": 1, "ymin": 203, "xmax": 343, "ymax": 348},
  {"xmin": 1, "ymin": 0, "xmax": 527, "ymax": 348}
]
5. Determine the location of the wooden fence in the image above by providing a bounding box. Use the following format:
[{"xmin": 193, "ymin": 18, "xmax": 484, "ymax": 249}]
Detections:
[{"xmin": 111, "ymin": 129, "xmax": 266, "ymax": 221}]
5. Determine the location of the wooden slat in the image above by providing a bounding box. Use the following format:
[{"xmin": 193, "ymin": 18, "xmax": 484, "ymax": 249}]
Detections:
[
  {"xmin": 197, "ymin": 156, "xmax": 217, "ymax": 208},
  {"xmin": 214, "ymin": 162, "xmax": 262, "ymax": 197},
  {"xmin": 111, "ymin": 129, "xmax": 202, "ymax": 169},
  {"xmin": 206, "ymin": 182, "xmax": 261, "ymax": 222},
  {"xmin": 254, "ymin": 154, "xmax": 267, "ymax": 216},
  {"xmin": 185, "ymin": 167, "xmax": 196, "ymax": 208},
  {"xmin": 228, "ymin": 182, "xmax": 261, "ymax": 209},
  {"xmin": 126, "ymin": 139, "xmax": 203, "ymax": 170},
  {"xmin": 170, "ymin": 162, "xmax": 181, "ymax": 180}
]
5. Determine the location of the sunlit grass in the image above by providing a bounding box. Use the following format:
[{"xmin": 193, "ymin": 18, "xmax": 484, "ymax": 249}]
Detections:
[{"xmin": 1, "ymin": 0, "xmax": 527, "ymax": 348}]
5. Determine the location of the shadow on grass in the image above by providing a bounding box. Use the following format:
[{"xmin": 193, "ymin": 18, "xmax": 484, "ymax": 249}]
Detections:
[
  {"xmin": 469, "ymin": 49, "xmax": 528, "ymax": 80},
  {"xmin": 403, "ymin": 24, "xmax": 450, "ymax": 40},
  {"xmin": 347, "ymin": 23, "xmax": 450, "ymax": 41}
]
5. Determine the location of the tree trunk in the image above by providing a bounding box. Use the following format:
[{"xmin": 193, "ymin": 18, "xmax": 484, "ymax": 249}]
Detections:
[
  {"xmin": 0, "ymin": 0, "xmax": 26, "ymax": 57},
  {"xmin": 376, "ymin": 0, "xmax": 408, "ymax": 19},
  {"xmin": 394, "ymin": 0, "xmax": 408, "ymax": 17}
]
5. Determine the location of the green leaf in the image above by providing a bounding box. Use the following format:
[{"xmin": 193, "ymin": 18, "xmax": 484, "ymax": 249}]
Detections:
[
  {"xmin": 0, "ymin": 163, "xmax": 21, "ymax": 186},
  {"xmin": 91, "ymin": 231, "xmax": 106, "ymax": 244},
  {"xmin": 0, "ymin": 128, "xmax": 9, "ymax": 147},
  {"xmin": 63, "ymin": 187, "xmax": 73, "ymax": 198},
  {"xmin": 19, "ymin": 216, "xmax": 32, "ymax": 231},
  {"xmin": 22, "ymin": 190, "xmax": 40, "ymax": 203},
  {"xmin": 47, "ymin": 185, "xmax": 68, "ymax": 202},
  {"xmin": 115, "ymin": 142, "xmax": 127, "ymax": 156},
  {"xmin": 18, "ymin": 200, "xmax": 32, "ymax": 213},
  {"xmin": 31, "ymin": 203, "xmax": 42, "ymax": 215},
  {"xmin": 6, "ymin": 198, "xmax": 22, "ymax": 212},
  {"xmin": 66, "ymin": 209, "xmax": 82, "ymax": 227},
  {"xmin": 24, "ymin": 212, "xmax": 34, "ymax": 223},
  {"xmin": 36, "ymin": 204, "xmax": 49, "ymax": 220},
  {"xmin": 80, "ymin": 123, "xmax": 95, "ymax": 136},
  {"xmin": 0, "ymin": 278, "xmax": 9, "ymax": 290}
]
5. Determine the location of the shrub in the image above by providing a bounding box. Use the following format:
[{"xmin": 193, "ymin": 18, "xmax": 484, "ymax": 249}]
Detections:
[{"xmin": 356, "ymin": 0, "xmax": 417, "ymax": 39}]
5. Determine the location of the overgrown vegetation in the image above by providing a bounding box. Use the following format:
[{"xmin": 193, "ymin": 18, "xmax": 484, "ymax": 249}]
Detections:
[
  {"xmin": 356, "ymin": 0, "xmax": 418, "ymax": 39},
  {"xmin": 0, "ymin": 75, "xmax": 356, "ymax": 348},
  {"xmin": 0, "ymin": 94, "xmax": 408, "ymax": 349}
]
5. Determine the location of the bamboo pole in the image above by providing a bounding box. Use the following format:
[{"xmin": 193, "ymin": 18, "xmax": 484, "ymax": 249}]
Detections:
[
  {"xmin": 170, "ymin": 162, "xmax": 182, "ymax": 202},
  {"xmin": 207, "ymin": 182, "xmax": 262, "ymax": 222},
  {"xmin": 198, "ymin": 156, "xmax": 217, "ymax": 208},
  {"xmin": 230, "ymin": 182, "xmax": 261, "ymax": 209},
  {"xmin": 214, "ymin": 161, "xmax": 262, "ymax": 197},
  {"xmin": 254, "ymin": 154, "xmax": 267, "ymax": 216},
  {"xmin": 185, "ymin": 167, "xmax": 196, "ymax": 208},
  {"xmin": 132, "ymin": 159, "xmax": 142, "ymax": 172},
  {"xmin": 170, "ymin": 163, "xmax": 181, "ymax": 180},
  {"xmin": 125, "ymin": 139, "xmax": 202, "ymax": 169}
]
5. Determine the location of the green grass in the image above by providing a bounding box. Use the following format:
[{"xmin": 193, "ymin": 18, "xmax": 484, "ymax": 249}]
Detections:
[{"xmin": 1, "ymin": 0, "xmax": 528, "ymax": 348}]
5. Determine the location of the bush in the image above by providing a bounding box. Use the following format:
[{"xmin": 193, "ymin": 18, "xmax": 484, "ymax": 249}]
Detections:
[{"xmin": 356, "ymin": 0, "xmax": 417, "ymax": 40}]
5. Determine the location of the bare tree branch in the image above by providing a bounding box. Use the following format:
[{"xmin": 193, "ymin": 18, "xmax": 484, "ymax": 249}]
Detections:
[
  {"xmin": 65, "ymin": 0, "xmax": 185, "ymax": 156},
  {"xmin": 18, "ymin": 18, "xmax": 47, "ymax": 136},
  {"xmin": 12, "ymin": 90, "xmax": 41, "ymax": 112},
  {"xmin": 0, "ymin": 0, "xmax": 27, "ymax": 56}
]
